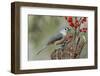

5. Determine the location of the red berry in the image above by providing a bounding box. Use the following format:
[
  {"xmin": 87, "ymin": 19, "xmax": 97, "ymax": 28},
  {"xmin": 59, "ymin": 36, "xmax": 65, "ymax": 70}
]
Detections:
[
  {"xmin": 83, "ymin": 28, "xmax": 87, "ymax": 31},
  {"xmin": 84, "ymin": 31, "xmax": 87, "ymax": 33},
  {"xmin": 74, "ymin": 26, "xmax": 78, "ymax": 29},
  {"xmin": 79, "ymin": 29, "xmax": 83, "ymax": 32},
  {"xmin": 83, "ymin": 28, "xmax": 85, "ymax": 30},
  {"xmin": 69, "ymin": 22, "xmax": 74, "ymax": 27},
  {"xmin": 75, "ymin": 17, "xmax": 80, "ymax": 28},
  {"xmin": 69, "ymin": 35, "xmax": 73, "ymax": 38},
  {"xmin": 81, "ymin": 28, "xmax": 87, "ymax": 32},
  {"xmin": 68, "ymin": 16, "xmax": 73, "ymax": 22},
  {"xmin": 82, "ymin": 17, "xmax": 87, "ymax": 23}
]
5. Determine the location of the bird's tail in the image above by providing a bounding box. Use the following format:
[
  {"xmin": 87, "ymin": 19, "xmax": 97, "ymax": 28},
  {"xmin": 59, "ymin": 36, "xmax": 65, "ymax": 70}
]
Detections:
[{"xmin": 36, "ymin": 45, "xmax": 48, "ymax": 55}]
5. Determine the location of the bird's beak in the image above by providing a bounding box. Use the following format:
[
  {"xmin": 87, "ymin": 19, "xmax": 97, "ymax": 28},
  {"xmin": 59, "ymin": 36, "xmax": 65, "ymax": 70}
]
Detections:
[
  {"xmin": 67, "ymin": 27, "xmax": 69, "ymax": 30},
  {"xmin": 67, "ymin": 27, "xmax": 70, "ymax": 32}
]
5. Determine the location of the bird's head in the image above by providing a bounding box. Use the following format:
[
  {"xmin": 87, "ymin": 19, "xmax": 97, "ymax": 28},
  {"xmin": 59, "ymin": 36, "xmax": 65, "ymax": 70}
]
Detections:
[{"xmin": 60, "ymin": 27, "xmax": 71, "ymax": 36}]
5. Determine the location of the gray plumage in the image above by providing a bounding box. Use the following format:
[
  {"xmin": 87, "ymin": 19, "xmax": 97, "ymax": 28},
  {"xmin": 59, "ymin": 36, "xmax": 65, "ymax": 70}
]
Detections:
[
  {"xmin": 36, "ymin": 33, "xmax": 63, "ymax": 55},
  {"xmin": 36, "ymin": 27, "xmax": 69, "ymax": 55},
  {"xmin": 47, "ymin": 33, "xmax": 63, "ymax": 45}
]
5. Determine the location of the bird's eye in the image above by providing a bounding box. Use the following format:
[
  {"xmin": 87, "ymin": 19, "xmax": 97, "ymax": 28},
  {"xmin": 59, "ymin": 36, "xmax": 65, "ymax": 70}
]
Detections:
[{"xmin": 65, "ymin": 28, "xmax": 66, "ymax": 30}]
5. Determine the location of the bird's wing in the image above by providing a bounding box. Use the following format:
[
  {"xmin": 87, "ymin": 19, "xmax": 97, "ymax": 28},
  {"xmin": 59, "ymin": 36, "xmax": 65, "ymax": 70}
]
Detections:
[
  {"xmin": 54, "ymin": 37, "xmax": 65, "ymax": 45},
  {"xmin": 47, "ymin": 33, "xmax": 63, "ymax": 45}
]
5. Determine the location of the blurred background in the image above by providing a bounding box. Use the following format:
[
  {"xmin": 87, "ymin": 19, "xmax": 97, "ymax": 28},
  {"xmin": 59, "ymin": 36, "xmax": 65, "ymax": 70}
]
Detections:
[{"xmin": 28, "ymin": 15, "xmax": 87, "ymax": 61}]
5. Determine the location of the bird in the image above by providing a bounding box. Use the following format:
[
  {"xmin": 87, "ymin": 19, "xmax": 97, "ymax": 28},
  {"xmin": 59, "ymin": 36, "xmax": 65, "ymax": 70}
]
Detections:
[{"xmin": 36, "ymin": 27, "xmax": 71, "ymax": 55}]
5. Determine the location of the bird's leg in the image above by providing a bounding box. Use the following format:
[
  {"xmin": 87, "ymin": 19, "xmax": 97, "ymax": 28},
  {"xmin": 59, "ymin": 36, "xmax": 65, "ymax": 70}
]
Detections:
[
  {"xmin": 62, "ymin": 41, "xmax": 68, "ymax": 48},
  {"xmin": 59, "ymin": 41, "xmax": 68, "ymax": 59}
]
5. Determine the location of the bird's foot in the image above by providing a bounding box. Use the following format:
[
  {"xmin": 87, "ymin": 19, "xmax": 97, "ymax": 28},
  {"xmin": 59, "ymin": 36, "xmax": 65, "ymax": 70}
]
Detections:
[{"xmin": 57, "ymin": 45, "xmax": 64, "ymax": 51}]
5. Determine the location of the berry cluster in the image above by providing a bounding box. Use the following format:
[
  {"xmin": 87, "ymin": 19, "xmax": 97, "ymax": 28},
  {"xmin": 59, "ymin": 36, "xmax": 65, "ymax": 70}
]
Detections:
[{"xmin": 64, "ymin": 16, "xmax": 87, "ymax": 33}]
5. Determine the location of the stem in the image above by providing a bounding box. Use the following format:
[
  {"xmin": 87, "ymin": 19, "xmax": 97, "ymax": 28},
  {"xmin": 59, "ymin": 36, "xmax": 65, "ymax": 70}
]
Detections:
[
  {"xmin": 77, "ymin": 17, "xmax": 82, "ymax": 36},
  {"xmin": 74, "ymin": 29, "xmax": 76, "ymax": 41}
]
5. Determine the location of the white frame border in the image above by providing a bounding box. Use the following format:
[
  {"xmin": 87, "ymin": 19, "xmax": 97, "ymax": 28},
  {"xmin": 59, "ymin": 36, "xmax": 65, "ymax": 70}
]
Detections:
[{"xmin": 20, "ymin": 6, "xmax": 95, "ymax": 70}]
